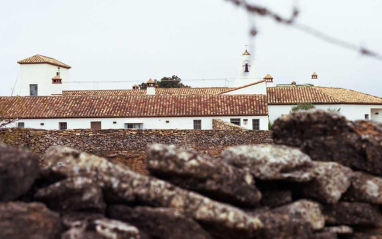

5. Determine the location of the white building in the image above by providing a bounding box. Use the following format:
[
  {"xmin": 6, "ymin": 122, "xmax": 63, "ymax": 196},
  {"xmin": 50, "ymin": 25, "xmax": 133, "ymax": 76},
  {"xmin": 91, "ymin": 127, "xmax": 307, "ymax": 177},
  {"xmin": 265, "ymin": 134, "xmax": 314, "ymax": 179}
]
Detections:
[{"xmin": 2, "ymin": 51, "xmax": 382, "ymax": 130}]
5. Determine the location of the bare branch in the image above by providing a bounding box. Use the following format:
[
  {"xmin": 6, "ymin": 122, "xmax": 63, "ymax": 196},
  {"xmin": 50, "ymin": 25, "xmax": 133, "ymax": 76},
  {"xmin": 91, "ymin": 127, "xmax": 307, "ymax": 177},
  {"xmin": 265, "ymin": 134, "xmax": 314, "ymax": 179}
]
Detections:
[{"xmin": 226, "ymin": 0, "xmax": 382, "ymax": 62}]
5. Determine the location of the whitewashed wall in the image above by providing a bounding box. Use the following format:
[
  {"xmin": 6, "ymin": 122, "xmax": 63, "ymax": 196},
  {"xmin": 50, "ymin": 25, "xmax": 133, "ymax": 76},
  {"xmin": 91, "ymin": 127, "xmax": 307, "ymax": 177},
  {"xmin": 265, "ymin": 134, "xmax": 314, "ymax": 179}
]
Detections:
[
  {"xmin": 10, "ymin": 116, "xmax": 269, "ymax": 130},
  {"xmin": 269, "ymin": 104, "xmax": 382, "ymax": 123},
  {"xmin": 14, "ymin": 64, "xmax": 69, "ymax": 96}
]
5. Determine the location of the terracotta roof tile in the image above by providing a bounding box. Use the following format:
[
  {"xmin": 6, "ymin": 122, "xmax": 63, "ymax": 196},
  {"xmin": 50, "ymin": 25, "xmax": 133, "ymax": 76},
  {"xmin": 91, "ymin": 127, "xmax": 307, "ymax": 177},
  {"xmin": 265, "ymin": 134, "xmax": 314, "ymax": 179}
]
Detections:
[
  {"xmin": 0, "ymin": 95, "xmax": 268, "ymax": 119},
  {"xmin": 17, "ymin": 55, "xmax": 71, "ymax": 69},
  {"xmin": 62, "ymin": 87, "xmax": 233, "ymax": 96}
]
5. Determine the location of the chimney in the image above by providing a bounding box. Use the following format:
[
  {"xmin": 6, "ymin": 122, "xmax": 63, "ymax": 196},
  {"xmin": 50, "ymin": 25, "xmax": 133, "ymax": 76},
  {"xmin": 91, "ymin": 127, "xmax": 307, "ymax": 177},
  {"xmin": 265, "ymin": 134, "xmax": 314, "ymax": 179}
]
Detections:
[
  {"xmin": 263, "ymin": 74, "xmax": 274, "ymax": 87},
  {"xmin": 132, "ymin": 84, "xmax": 139, "ymax": 90},
  {"xmin": 291, "ymin": 81, "xmax": 296, "ymax": 85},
  {"xmin": 311, "ymin": 72, "xmax": 318, "ymax": 86},
  {"xmin": 146, "ymin": 78, "xmax": 156, "ymax": 95}
]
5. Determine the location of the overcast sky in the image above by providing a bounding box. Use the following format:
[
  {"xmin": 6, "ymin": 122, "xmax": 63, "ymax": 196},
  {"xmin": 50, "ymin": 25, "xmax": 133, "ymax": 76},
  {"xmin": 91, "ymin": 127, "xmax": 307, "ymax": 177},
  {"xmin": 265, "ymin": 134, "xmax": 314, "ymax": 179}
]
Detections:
[{"xmin": 0, "ymin": 0, "xmax": 381, "ymax": 96}]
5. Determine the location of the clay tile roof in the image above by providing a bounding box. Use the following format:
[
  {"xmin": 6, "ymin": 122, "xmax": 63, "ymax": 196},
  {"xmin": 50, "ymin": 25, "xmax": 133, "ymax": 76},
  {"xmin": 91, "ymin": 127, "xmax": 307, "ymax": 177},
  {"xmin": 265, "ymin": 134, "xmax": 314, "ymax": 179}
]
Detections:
[
  {"xmin": 17, "ymin": 55, "xmax": 71, "ymax": 69},
  {"xmin": 133, "ymin": 84, "xmax": 138, "ymax": 87},
  {"xmin": 0, "ymin": 95, "xmax": 268, "ymax": 119},
  {"xmin": 312, "ymin": 72, "xmax": 317, "ymax": 76},
  {"xmin": 147, "ymin": 78, "xmax": 154, "ymax": 84},
  {"xmin": 62, "ymin": 87, "xmax": 233, "ymax": 96},
  {"xmin": 266, "ymin": 86, "xmax": 382, "ymax": 105},
  {"xmin": 242, "ymin": 50, "xmax": 251, "ymax": 56},
  {"xmin": 264, "ymin": 74, "xmax": 273, "ymax": 79}
]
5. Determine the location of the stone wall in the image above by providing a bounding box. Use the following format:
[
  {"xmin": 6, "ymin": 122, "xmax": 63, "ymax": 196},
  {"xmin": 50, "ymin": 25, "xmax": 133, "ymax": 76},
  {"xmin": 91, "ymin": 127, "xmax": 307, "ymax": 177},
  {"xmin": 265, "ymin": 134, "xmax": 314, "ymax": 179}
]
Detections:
[
  {"xmin": 0, "ymin": 128, "xmax": 272, "ymax": 174},
  {"xmin": 212, "ymin": 119, "xmax": 248, "ymax": 130}
]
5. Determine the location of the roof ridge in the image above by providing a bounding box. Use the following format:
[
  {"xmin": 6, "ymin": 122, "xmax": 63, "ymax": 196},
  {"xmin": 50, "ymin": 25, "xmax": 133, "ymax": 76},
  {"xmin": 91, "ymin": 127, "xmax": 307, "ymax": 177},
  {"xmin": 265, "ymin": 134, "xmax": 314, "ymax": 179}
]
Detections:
[{"xmin": 220, "ymin": 80, "xmax": 266, "ymax": 94}]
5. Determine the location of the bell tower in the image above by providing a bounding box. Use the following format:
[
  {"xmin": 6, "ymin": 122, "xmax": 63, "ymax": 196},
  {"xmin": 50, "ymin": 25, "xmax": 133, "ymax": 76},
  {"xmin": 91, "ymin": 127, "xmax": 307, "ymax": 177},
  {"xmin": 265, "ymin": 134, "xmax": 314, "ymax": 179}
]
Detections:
[{"xmin": 235, "ymin": 46, "xmax": 255, "ymax": 87}]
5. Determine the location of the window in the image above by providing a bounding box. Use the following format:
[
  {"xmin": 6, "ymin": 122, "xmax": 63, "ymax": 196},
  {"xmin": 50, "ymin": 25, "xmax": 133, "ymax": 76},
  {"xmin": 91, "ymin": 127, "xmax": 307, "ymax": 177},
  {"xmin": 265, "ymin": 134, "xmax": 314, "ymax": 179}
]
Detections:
[
  {"xmin": 91, "ymin": 122, "xmax": 102, "ymax": 130},
  {"xmin": 193, "ymin": 120, "xmax": 201, "ymax": 129},
  {"xmin": 30, "ymin": 84, "xmax": 38, "ymax": 96},
  {"xmin": 59, "ymin": 122, "xmax": 67, "ymax": 130},
  {"xmin": 230, "ymin": 118, "xmax": 241, "ymax": 126},
  {"xmin": 124, "ymin": 123, "xmax": 142, "ymax": 129},
  {"xmin": 52, "ymin": 79, "xmax": 62, "ymax": 84},
  {"xmin": 365, "ymin": 114, "xmax": 369, "ymax": 120},
  {"xmin": 17, "ymin": 122, "xmax": 25, "ymax": 128},
  {"xmin": 252, "ymin": 119, "xmax": 260, "ymax": 130},
  {"xmin": 244, "ymin": 63, "xmax": 249, "ymax": 72}
]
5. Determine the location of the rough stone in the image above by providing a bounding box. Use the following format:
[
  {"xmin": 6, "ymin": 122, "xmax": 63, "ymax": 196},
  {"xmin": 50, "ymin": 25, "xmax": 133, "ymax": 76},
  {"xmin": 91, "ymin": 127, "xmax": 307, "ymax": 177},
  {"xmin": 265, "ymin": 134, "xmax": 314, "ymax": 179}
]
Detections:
[
  {"xmin": 108, "ymin": 205, "xmax": 211, "ymax": 239},
  {"xmin": 313, "ymin": 232, "xmax": 338, "ymax": 239},
  {"xmin": 253, "ymin": 211, "xmax": 313, "ymax": 239},
  {"xmin": 34, "ymin": 176, "xmax": 106, "ymax": 212},
  {"xmin": 343, "ymin": 171, "xmax": 382, "ymax": 204},
  {"xmin": 272, "ymin": 200, "xmax": 325, "ymax": 230},
  {"xmin": 0, "ymin": 202, "xmax": 63, "ymax": 239},
  {"xmin": 301, "ymin": 161, "xmax": 352, "ymax": 204},
  {"xmin": 147, "ymin": 144, "xmax": 261, "ymax": 207},
  {"xmin": 323, "ymin": 202, "xmax": 381, "ymax": 226},
  {"xmin": 42, "ymin": 146, "xmax": 263, "ymax": 238},
  {"xmin": 272, "ymin": 110, "xmax": 382, "ymax": 176},
  {"xmin": 222, "ymin": 144, "xmax": 313, "ymax": 182},
  {"xmin": 0, "ymin": 143, "xmax": 39, "ymax": 201},
  {"xmin": 323, "ymin": 225, "xmax": 354, "ymax": 234}
]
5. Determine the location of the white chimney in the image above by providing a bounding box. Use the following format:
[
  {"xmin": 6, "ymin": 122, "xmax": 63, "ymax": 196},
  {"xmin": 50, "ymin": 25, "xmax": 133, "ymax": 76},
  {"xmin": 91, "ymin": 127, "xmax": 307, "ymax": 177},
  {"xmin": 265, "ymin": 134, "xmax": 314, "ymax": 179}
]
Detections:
[
  {"xmin": 311, "ymin": 72, "xmax": 318, "ymax": 86},
  {"xmin": 146, "ymin": 78, "xmax": 156, "ymax": 95}
]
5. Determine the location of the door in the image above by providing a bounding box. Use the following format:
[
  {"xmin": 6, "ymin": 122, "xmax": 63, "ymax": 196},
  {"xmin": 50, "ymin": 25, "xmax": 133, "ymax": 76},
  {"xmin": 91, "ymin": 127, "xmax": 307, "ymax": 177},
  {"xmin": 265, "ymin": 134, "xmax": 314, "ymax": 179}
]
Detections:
[{"xmin": 91, "ymin": 121, "xmax": 102, "ymax": 130}]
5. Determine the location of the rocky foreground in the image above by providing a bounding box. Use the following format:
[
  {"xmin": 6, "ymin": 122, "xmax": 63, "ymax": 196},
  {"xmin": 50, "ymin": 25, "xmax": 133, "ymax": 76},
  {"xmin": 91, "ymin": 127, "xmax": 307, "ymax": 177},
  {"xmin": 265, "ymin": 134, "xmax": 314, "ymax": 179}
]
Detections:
[{"xmin": 0, "ymin": 110, "xmax": 382, "ymax": 239}]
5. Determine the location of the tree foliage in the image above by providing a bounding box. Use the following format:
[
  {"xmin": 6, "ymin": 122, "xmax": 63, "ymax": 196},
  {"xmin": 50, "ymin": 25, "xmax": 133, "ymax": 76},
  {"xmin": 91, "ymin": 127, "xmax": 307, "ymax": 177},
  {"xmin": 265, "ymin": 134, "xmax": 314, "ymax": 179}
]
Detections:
[
  {"xmin": 138, "ymin": 75, "xmax": 189, "ymax": 89},
  {"xmin": 291, "ymin": 103, "xmax": 315, "ymax": 112}
]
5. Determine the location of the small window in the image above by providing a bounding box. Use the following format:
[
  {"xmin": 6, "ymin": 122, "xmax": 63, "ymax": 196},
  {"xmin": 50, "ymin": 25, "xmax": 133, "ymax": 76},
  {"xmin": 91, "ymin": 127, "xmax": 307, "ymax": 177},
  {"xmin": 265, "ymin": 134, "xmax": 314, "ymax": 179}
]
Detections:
[
  {"xmin": 124, "ymin": 123, "xmax": 142, "ymax": 129},
  {"xmin": 193, "ymin": 120, "xmax": 201, "ymax": 130},
  {"xmin": 244, "ymin": 63, "xmax": 249, "ymax": 72},
  {"xmin": 166, "ymin": 120, "xmax": 170, "ymax": 123},
  {"xmin": 17, "ymin": 122, "xmax": 25, "ymax": 128},
  {"xmin": 91, "ymin": 122, "xmax": 102, "ymax": 130},
  {"xmin": 252, "ymin": 119, "xmax": 260, "ymax": 130},
  {"xmin": 59, "ymin": 122, "xmax": 67, "ymax": 130},
  {"xmin": 365, "ymin": 114, "xmax": 369, "ymax": 120},
  {"xmin": 230, "ymin": 118, "xmax": 241, "ymax": 126},
  {"xmin": 30, "ymin": 84, "xmax": 38, "ymax": 96},
  {"xmin": 40, "ymin": 123, "xmax": 44, "ymax": 126}
]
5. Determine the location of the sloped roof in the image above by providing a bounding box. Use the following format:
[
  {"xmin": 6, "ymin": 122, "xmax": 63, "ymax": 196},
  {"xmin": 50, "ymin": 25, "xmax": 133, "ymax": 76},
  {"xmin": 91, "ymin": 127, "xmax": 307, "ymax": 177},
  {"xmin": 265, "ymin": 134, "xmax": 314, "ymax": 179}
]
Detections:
[
  {"xmin": 266, "ymin": 86, "xmax": 382, "ymax": 105},
  {"xmin": 242, "ymin": 50, "xmax": 251, "ymax": 55},
  {"xmin": 220, "ymin": 80, "xmax": 266, "ymax": 94},
  {"xmin": 63, "ymin": 87, "xmax": 232, "ymax": 96},
  {"xmin": 17, "ymin": 55, "xmax": 71, "ymax": 69},
  {"xmin": 0, "ymin": 94, "xmax": 268, "ymax": 119}
]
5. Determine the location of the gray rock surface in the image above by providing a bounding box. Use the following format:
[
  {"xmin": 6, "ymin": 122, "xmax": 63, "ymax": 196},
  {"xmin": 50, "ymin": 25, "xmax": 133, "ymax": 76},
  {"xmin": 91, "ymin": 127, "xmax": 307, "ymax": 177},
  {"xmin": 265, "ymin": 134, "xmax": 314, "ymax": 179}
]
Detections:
[
  {"xmin": 0, "ymin": 202, "xmax": 63, "ymax": 239},
  {"xmin": 343, "ymin": 171, "xmax": 382, "ymax": 204},
  {"xmin": 260, "ymin": 190, "xmax": 292, "ymax": 208},
  {"xmin": 41, "ymin": 146, "xmax": 263, "ymax": 238},
  {"xmin": 147, "ymin": 144, "xmax": 261, "ymax": 207},
  {"xmin": 272, "ymin": 110, "xmax": 382, "ymax": 176},
  {"xmin": 301, "ymin": 161, "xmax": 352, "ymax": 204},
  {"xmin": 323, "ymin": 202, "xmax": 381, "ymax": 226},
  {"xmin": 108, "ymin": 205, "xmax": 211, "ymax": 239},
  {"xmin": 35, "ymin": 176, "xmax": 106, "ymax": 212},
  {"xmin": 272, "ymin": 199, "xmax": 325, "ymax": 230},
  {"xmin": 0, "ymin": 143, "xmax": 39, "ymax": 201},
  {"xmin": 323, "ymin": 225, "xmax": 354, "ymax": 234},
  {"xmin": 222, "ymin": 144, "xmax": 313, "ymax": 182}
]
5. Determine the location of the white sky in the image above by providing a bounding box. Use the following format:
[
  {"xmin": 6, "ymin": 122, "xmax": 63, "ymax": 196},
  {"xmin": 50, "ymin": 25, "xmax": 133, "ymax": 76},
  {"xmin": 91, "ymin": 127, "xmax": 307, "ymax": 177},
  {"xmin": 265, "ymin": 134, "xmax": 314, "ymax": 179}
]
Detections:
[{"xmin": 0, "ymin": 0, "xmax": 381, "ymax": 96}]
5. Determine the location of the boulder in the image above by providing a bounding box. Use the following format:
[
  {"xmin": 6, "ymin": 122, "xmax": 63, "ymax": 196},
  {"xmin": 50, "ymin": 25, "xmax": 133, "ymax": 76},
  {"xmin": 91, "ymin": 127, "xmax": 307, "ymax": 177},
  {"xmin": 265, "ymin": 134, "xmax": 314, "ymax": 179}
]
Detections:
[
  {"xmin": 35, "ymin": 176, "xmax": 106, "ymax": 212},
  {"xmin": 0, "ymin": 143, "xmax": 39, "ymax": 201},
  {"xmin": 343, "ymin": 171, "xmax": 382, "ymax": 204},
  {"xmin": 42, "ymin": 146, "xmax": 263, "ymax": 238},
  {"xmin": 313, "ymin": 232, "xmax": 338, "ymax": 239},
  {"xmin": 0, "ymin": 202, "xmax": 63, "ymax": 239},
  {"xmin": 221, "ymin": 144, "xmax": 313, "ymax": 182},
  {"xmin": 323, "ymin": 225, "xmax": 354, "ymax": 234},
  {"xmin": 323, "ymin": 202, "xmax": 381, "ymax": 226},
  {"xmin": 147, "ymin": 144, "xmax": 261, "ymax": 207},
  {"xmin": 301, "ymin": 161, "xmax": 352, "ymax": 204},
  {"xmin": 272, "ymin": 200, "xmax": 325, "ymax": 230},
  {"xmin": 272, "ymin": 110, "xmax": 382, "ymax": 176},
  {"xmin": 108, "ymin": 205, "xmax": 211, "ymax": 239}
]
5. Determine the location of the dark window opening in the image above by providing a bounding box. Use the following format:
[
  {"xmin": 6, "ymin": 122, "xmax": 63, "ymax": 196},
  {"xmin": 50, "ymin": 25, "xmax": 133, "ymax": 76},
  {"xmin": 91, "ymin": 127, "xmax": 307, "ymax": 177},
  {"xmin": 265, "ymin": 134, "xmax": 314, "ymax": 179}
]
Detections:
[
  {"xmin": 230, "ymin": 118, "xmax": 241, "ymax": 126},
  {"xmin": 365, "ymin": 114, "xmax": 369, "ymax": 120},
  {"xmin": 193, "ymin": 120, "xmax": 201, "ymax": 129},
  {"xmin": 91, "ymin": 122, "xmax": 102, "ymax": 130},
  {"xmin": 124, "ymin": 123, "xmax": 142, "ymax": 129},
  {"xmin": 252, "ymin": 119, "xmax": 260, "ymax": 130},
  {"xmin": 244, "ymin": 64, "xmax": 249, "ymax": 72},
  {"xmin": 30, "ymin": 84, "xmax": 38, "ymax": 96},
  {"xmin": 59, "ymin": 122, "xmax": 67, "ymax": 130},
  {"xmin": 17, "ymin": 122, "xmax": 25, "ymax": 128}
]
